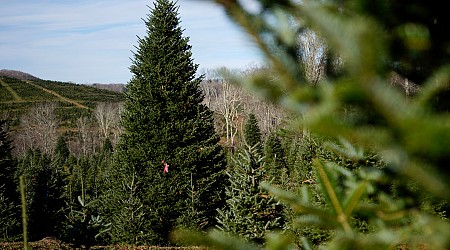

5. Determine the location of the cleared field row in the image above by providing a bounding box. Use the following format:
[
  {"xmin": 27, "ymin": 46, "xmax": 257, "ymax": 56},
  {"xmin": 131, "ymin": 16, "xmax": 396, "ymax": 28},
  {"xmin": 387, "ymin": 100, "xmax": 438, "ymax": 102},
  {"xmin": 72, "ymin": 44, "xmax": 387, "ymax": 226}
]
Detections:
[
  {"xmin": 1, "ymin": 76, "xmax": 57, "ymax": 101},
  {"xmin": 0, "ymin": 77, "xmax": 22, "ymax": 101},
  {"xmin": 1, "ymin": 77, "xmax": 125, "ymax": 104},
  {"xmin": 32, "ymin": 79, "xmax": 124, "ymax": 103},
  {"xmin": 0, "ymin": 76, "xmax": 124, "ymax": 129}
]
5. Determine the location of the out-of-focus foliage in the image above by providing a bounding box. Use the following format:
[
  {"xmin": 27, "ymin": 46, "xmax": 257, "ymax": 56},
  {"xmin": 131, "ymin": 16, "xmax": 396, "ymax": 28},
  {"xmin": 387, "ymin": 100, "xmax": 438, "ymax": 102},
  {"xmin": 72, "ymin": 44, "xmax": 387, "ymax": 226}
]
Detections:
[{"xmin": 175, "ymin": 0, "xmax": 450, "ymax": 249}]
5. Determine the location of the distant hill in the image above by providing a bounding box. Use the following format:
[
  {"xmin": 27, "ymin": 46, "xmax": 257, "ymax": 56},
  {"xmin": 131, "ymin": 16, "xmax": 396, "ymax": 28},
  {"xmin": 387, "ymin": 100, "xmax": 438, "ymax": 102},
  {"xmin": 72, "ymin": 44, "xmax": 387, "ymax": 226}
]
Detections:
[
  {"xmin": 0, "ymin": 69, "xmax": 40, "ymax": 81},
  {"xmin": 0, "ymin": 71, "xmax": 125, "ymax": 126},
  {"xmin": 0, "ymin": 69, "xmax": 127, "ymax": 93},
  {"xmin": 92, "ymin": 83, "xmax": 126, "ymax": 93}
]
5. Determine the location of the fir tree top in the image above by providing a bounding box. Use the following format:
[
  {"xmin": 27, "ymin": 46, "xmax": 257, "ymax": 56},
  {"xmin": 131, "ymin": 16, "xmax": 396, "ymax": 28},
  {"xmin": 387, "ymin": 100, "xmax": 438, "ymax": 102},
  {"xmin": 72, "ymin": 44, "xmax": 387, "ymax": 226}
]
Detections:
[
  {"xmin": 244, "ymin": 113, "xmax": 262, "ymax": 152},
  {"xmin": 120, "ymin": 0, "xmax": 216, "ymax": 163},
  {"xmin": 54, "ymin": 136, "xmax": 70, "ymax": 160},
  {"xmin": 127, "ymin": 0, "xmax": 203, "ymax": 108}
]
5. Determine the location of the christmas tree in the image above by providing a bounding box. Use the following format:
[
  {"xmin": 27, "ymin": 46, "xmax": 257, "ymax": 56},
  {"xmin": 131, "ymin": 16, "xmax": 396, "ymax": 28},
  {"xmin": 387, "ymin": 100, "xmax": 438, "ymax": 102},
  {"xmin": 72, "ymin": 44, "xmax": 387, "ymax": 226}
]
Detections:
[
  {"xmin": 106, "ymin": 0, "xmax": 226, "ymax": 244},
  {"xmin": 217, "ymin": 145, "xmax": 284, "ymax": 244},
  {"xmin": 244, "ymin": 113, "xmax": 263, "ymax": 153},
  {"xmin": 0, "ymin": 119, "xmax": 19, "ymax": 240}
]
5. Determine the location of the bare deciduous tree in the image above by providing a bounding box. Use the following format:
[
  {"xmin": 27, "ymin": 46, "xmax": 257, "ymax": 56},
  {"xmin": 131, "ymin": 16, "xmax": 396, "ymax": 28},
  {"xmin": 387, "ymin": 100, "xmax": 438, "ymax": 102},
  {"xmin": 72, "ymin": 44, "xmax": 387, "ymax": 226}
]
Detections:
[
  {"xmin": 299, "ymin": 29, "xmax": 327, "ymax": 85},
  {"xmin": 214, "ymin": 81, "xmax": 243, "ymax": 148},
  {"xmin": 111, "ymin": 102, "xmax": 124, "ymax": 145},
  {"xmin": 76, "ymin": 116, "xmax": 94, "ymax": 157},
  {"xmin": 19, "ymin": 102, "xmax": 58, "ymax": 155},
  {"xmin": 244, "ymin": 99, "xmax": 285, "ymax": 136},
  {"xmin": 201, "ymin": 66, "xmax": 287, "ymax": 148},
  {"xmin": 94, "ymin": 102, "xmax": 121, "ymax": 140},
  {"xmin": 201, "ymin": 79, "xmax": 243, "ymax": 148}
]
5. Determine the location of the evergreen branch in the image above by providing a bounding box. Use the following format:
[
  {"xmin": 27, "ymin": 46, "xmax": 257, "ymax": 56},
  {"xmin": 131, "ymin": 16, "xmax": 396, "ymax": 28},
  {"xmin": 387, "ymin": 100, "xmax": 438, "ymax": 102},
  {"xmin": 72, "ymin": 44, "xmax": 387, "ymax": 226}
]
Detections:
[
  {"xmin": 294, "ymin": 214, "xmax": 337, "ymax": 229},
  {"xmin": 19, "ymin": 176, "xmax": 29, "ymax": 250},
  {"xmin": 313, "ymin": 159, "xmax": 352, "ymax": 233},
  {"xmin": 381, "ymin": 149, "xmax": 450, "ymax": 199},
  {"xmin": 260, "ymin": 182, "xmax": 334, "ymax": 222},
  {"xmin": 300, "ymin": 237, "xmax": 315, "ymax": 250},
  {"xmin": 417, "ymin": 65, "xmax": 450, "ymax": 106},
  {"xmin": 324, "ymin": 137, "xmax": 365, "ymax": 162},
  {"xmin": 343, "ymin": 181, "xmax": 368, "ymax": 217}
]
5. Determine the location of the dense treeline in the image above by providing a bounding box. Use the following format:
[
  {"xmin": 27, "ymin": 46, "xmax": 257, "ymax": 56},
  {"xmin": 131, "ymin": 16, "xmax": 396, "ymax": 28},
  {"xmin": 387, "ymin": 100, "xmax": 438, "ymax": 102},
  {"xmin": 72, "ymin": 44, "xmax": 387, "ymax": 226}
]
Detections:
[
  {"xmin": 0, "ymin": 128, "xmax": 115, "ymax": 244},
  {"xmin": 2, "ymin": 110, "xmax": 390, "ymax": 246}
]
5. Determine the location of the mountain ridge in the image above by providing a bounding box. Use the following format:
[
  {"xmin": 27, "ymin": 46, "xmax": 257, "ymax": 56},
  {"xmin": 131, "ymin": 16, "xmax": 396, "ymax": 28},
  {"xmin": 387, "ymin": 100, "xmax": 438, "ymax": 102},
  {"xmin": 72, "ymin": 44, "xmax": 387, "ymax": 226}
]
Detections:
[{"xmin": 0, "ymin": 69, "xmax": 40, "ymax": 81}]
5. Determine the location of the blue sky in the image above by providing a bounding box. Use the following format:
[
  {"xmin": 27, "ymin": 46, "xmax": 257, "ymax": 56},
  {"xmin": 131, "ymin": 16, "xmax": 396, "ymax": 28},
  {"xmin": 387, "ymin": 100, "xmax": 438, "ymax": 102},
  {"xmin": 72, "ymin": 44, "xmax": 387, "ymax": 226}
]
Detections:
[{"xmin": 0, "ymin": 0, "xmax": 263, "ymax": 83}]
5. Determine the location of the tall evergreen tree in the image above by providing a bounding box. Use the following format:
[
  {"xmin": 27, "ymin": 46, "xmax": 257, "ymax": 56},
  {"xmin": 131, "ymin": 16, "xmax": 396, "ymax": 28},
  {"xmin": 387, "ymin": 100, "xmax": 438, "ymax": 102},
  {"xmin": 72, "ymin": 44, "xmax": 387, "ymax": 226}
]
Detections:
[
  {"xmin": 0, "ymin": 119, "xmax": 19, "ymax": 240},
  {"xmin": 16, "ymin": 149, "xmax": 65, "ymax": 240},
  {"xmin": 0, "ymin": 187, "xmax": 18, "ymax": 241},
  {"xmin": 216, "ymin": 145, "xmax": 284, "ymax": 244},
  {"xmin": 54, "ymin": 135, "xmax": 70, "ymax": 163},
  {"xmin": 264, "ymin": 132, "xmax": 288, "ymax": 185},
  {"xmin": 0, "ymin": 120, "xmax": 16, "ymax": 199},
  {"xmin": 243, "ymin": 113, "xmax": 262, "ymax": 153},
  {"xmin": 106, "ymin": 0, "xmax": 226, "ymax": 244},
  {"xmin": 264, "ymin": 132, "xmax": 286, "ymax": 167}
]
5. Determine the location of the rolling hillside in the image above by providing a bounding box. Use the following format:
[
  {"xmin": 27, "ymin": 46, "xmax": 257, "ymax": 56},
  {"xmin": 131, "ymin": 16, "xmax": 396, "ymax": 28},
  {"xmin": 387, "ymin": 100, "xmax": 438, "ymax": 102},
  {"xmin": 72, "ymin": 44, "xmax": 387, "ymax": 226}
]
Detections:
[{"xmin": 0, "ymin": 71, "xmax": 125, "ymax": 127}]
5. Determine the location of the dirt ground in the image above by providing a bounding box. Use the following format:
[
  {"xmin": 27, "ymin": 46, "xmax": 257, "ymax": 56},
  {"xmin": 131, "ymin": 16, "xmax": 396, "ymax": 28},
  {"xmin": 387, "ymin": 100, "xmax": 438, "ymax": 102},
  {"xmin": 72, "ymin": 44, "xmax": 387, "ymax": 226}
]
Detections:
[{"xmin": 0, "ymin": 237, "xmax": 207, "ymax": 250}]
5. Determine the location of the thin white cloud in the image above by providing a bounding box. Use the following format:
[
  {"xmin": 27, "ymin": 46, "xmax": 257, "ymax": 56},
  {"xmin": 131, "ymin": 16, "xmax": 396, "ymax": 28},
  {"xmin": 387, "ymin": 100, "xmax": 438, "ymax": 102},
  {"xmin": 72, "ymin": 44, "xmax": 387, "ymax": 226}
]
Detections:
[{"xmin": 0, "ymin": 0, "xmax": 263, "ymax": 83}]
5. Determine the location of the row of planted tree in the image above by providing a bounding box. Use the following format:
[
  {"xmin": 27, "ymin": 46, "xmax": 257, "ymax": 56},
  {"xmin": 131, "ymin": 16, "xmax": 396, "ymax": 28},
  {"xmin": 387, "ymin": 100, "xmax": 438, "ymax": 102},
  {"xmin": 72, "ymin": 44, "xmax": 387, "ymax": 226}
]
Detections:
[{"xmin": 1, "ymin": 113, "xmax": 356, "ymax": 246}]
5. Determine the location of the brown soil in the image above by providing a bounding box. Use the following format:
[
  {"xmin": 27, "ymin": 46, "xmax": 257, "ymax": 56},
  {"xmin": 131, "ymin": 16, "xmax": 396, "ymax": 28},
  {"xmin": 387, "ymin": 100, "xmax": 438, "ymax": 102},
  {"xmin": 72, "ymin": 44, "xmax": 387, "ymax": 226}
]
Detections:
[{"xmin": 0, "ymin": 237, "xmax": 207, "ymax": 250}]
